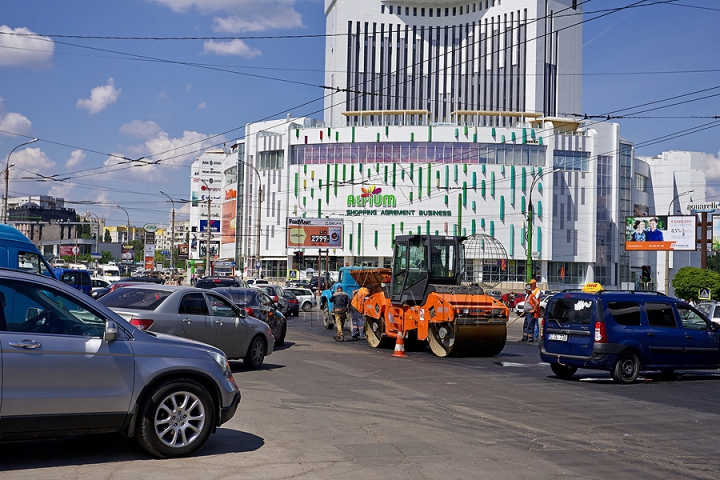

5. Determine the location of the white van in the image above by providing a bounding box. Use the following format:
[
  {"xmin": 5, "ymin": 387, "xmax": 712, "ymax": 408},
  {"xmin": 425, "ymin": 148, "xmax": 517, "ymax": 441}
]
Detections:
[{"xmin": 95, "ymin": 264, "xmax": 121, "ymax": 284}]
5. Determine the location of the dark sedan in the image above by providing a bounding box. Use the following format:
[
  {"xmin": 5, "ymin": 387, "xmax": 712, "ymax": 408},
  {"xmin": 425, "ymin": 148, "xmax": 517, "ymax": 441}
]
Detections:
[
  {"xmin": 214, "ymin": 287, "xmax": 287, "ymax": 346},
  {"xmin": 282, "ymin": 289, "xmax": 300, "ymax": 317}
]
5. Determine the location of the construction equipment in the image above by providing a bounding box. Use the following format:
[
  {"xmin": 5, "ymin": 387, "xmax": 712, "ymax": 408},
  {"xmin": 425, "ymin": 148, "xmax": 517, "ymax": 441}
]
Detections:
[{"xmin": 350, "ymin": 235, "xmax": 509, "ymax": 357}]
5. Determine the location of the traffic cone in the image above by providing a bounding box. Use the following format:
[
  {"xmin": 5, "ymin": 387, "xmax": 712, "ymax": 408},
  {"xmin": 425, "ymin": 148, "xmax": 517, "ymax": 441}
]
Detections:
[{"xmin": 392, "ymin": 331, "xmax": 408, "ymax": 358}]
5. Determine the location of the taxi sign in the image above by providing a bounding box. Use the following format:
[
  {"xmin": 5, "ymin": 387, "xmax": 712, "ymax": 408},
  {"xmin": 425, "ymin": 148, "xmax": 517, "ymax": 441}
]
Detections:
[{"xmin": 582, "ymin": 282, "xmax": 604, "ymax": 293}]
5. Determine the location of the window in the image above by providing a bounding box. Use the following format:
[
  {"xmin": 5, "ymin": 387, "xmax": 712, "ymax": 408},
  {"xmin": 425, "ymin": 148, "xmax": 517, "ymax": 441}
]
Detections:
[
  {"xmin": 208, "ymin": 294, "xmax": 237, "ymax": 318},
  {"xmin": 646, "ymin": 303, "xmax": 676, "ymax": 328},
  {"xmin": 677, "ymin": 306, "xmax": 708, "ymax": 330},
  {"xmin": 607, "ymin": 302, "xmax": 641, "ymax": 326},
  {"xmin": 0, "ymin": 280, "xmax": 106, "ymax": 336},
  {"xmin": 18, "ymin": 251, "xmax": 52, "ymax": 277},
  {"xmin": 100, "ymin": 288, "xmax": 171, "ymax": 310},
  {"xmin": 547, "ymin": 298, "xmax": 593, "ymax": 325},
  {"xmin": 634, "ymin": 173, "xmax": 648, "ymax": 192},
  {"xmin": 180, "ymin": 293, "xmax": 209, "ymax": 315}
]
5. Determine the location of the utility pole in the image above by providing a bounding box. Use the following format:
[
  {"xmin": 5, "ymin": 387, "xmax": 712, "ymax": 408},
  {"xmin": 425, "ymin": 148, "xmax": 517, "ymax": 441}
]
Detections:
[
  {"xmin": 664, "ymin": 190, "xmax": 693, "ymax": 294},
  {"xmin": 526, "ymin": 168, "xmax": 560, "ymax": 284},
  {"xmin": 159, "ymin": 190, "xmax": 176, "ymax": 270},
  {"xmin": 200, "ymin": 180, "xmax": 213, "ymax": 277},
  {"xmin": 3, "ymin": 138, "xmax": 38, "ymax": 222}
]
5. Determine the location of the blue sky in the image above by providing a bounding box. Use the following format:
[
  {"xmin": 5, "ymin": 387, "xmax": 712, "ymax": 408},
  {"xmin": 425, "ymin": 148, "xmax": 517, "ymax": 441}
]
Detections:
[{"xmin": 0, "ymin": 0, "xmax": 718, "ymax": 229}]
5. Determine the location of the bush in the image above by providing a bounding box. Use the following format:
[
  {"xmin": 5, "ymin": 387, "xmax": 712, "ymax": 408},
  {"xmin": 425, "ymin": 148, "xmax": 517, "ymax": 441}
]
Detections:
[{"xmin": 672, "ymin": 267, "xmax": 720, "ymax": 301}]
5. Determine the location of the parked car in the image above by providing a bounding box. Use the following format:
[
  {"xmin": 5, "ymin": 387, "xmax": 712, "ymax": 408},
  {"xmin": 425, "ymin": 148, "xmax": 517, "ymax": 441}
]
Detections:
[
  {"xmin": 214, "ymin": 287, "xmax": 286, "ymax": 345},
  {"xmin": 253, "ymin": 284, "xmax": 290, "ymax": 316},
  {"xmin": 91, "ymin": 286, "xmax": 111, "ymax": 299},
  {"xmin": 514, "ymin": 293, "xmax": 552, "ymax": 316},
  {"xmin": 282, "ymin": 289, "xmax": 300, "ymax": 317},
  {"xmin": 696, "ymin": 301, "xmax": 720, "ymax": 325},
  {"xmin": 539, "ymin": 287, "xmax": 720, "ymax": 383},
  {"xmin": 310, "ymin": 275, "xmax": 331, "ymax": 292},
  {"xmin": 52, "ymin": 267, "xmax": 92, "ymax": 296},
  {"xmin": 196, "ymin": 276, "xmax": 247, "ymax": 289},
  {"xmin": 0, "ymin": 269, "xmax": 240, "ymax": 458},
  {"xmin": 287, "ymin": 287, "xmax": 317, "ymax": 312},
  {"xmin": 99, "ymin": 285, "xmax": 274, "ymax": 369},
  {"xmin": 127, "ymin": 275, "xmax": 165, "ymax": 284},
  {"xmin": 91, "ymin": 277, "xmax": 112, "ymax": 289},
  {"xmin": 286, "ymin": 279, "xmax": 311, "ymax": 289},
  {"xmin": 501, "ymin": 292, "xmax": 525, "ymax": 309}
]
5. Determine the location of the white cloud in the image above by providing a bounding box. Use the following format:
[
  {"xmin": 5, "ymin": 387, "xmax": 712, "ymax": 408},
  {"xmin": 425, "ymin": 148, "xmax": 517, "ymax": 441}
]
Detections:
[
  {"xmin": 120, "ymin": 120, "xmax": 163, "ymax": 139},
  {"xmin": 0, "ymin": 25, "xmax": 54, "ymax": 69},
  {"xmin": 0, "ymin": 97, "xmax": 32, "ymax": 136},
  {"xmin": 203, "ymin": 39, "xmax": 260, "ymax": 58},
  {"xmin": 65, "ymin": 149, "xmax": 85, "ymax": 169},
  {"xmin": 104, "ymin": 127, "xmax": 224, "ymax": 183},
  {"xmin": 149, "ymin": 0, "xmax": 304, "ymax": 33},
  {"xmin": 9, "ymin": 147, "xmax": 55, "ymax": 182},
  {"xmin": 76, "ymin": 78, "xmax": 121, "ymax": 114},
  {"xmin": 198, "ymin": 102, "xmax": 207, "ymax": 109}
]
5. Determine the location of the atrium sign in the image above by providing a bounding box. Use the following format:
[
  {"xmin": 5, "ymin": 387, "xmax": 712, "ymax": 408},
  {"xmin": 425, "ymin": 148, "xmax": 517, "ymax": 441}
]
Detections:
[{"xmin": 347, "ymin": 186, "xmax": 396, "ymax": 208}]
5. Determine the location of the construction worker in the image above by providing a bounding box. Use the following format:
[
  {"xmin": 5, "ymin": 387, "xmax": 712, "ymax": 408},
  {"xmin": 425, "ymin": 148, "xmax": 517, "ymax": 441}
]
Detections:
[
  {"xmin": 330, "ymin": 286, "xmax": 350, "ymax": 341},
  {"xmin": 530, "ymin": 278, "xmax": 542, "ymax": 340},
  {"xmin": 350, "ymin": 286, "xmax": 369, "ymax": 339},
  {"xmin": 522, "ymin": 284, "xmax": 540, "ymax": 342}
]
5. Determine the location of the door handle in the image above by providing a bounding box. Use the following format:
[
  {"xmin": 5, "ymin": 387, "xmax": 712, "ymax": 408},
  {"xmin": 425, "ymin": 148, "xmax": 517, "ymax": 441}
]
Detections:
[
  {"xmin": 215, "ymin": 320, "xmax": 223, "ymax": 325},
  {"xmin": 182, "ymin": 318, "xmax": 192, "ymax": 324},
  {"xmin": 9, "ymin": 340, "xmax": 42, "ymax": 349},
  {"xmin": 647, "ymin": 333, "xmax": 655, "ymax": 337},
  {"xmin": 686, "ymin": 335, "xmax": 693, "ymax": 340}
]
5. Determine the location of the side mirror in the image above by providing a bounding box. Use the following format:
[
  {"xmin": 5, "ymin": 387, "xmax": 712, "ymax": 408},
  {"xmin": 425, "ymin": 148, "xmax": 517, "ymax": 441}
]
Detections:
[
  {"xmin": 710, "ymin": 321, "xmax": 720, "ymax": 331},
  {"xmin": 105, "ymin": 319, "xmax": 118, "ymax": 342}
]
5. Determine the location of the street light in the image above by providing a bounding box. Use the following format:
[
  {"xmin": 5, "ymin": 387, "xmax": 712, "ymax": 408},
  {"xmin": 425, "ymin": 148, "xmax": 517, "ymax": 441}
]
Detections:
[
  {"xmin": 116, "ymin": 205, "xmax": 130, "ymax": 243},
  {"xmin": 239, "ymin": 158, "xmax": 262, "ymax": 278},
  {"xmin": 159, "ymin": 190, "xmax": 176, "ymax": 270},
  {"xmin": 85, "ymin": 211, "xmax": 100, "ymax": 254},
  {"xmin": 3, "ymin": 138, "xmax": 38, "ymax": 222},
  {"xmin": 664, "ymin": 189, "xmax": 694, "ymax": 295},
  {"xmin": 526, "ymin": 167, "xmax": 561, "ymax": 284}
]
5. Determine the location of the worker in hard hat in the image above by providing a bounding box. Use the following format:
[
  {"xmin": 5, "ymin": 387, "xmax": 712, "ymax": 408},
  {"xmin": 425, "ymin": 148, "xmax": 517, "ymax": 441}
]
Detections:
[{"xmin": 330, "ymin": 286, "xmax": 350, "ymax": 342}]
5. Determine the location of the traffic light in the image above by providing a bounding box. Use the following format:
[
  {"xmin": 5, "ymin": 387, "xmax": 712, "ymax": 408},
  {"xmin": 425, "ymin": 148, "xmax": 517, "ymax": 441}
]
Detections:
[{"xmin": 641, "ymin": 265, "xmax": 651, "ymax": 282}]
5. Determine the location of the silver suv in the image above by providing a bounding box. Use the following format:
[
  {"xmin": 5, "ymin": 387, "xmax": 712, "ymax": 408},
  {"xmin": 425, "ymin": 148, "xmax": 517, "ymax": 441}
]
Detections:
[{"xmin": 0, "ymin": 269, "xmax": 240, "ymax": 458}]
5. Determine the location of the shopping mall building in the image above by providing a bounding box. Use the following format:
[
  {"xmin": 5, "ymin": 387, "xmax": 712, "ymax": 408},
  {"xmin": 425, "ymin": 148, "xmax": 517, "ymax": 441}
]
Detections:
[{"xmin": 187, "ymin": 0, "xmax": 709, "ymax": 293}]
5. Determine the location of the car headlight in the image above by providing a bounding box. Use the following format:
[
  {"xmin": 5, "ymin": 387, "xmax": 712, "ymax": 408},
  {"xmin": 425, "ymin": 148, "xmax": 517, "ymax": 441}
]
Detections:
[{"xmin": 206, "ymin": 351, "xmax": 237, "ymax": 388}]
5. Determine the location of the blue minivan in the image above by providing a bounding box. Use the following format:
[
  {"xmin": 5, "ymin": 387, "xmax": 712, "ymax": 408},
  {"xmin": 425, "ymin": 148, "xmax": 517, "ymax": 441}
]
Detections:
[
  {"xmin": 52, "ymin": 268, "xmax": 92, "ymax": 296},
  {"xmin": 539, "ymin": 286, "xmax": 720, "ymax": 383},
  {"xmin": 0, "ymin": 224, "xmax": 54, "ymax": 278}
]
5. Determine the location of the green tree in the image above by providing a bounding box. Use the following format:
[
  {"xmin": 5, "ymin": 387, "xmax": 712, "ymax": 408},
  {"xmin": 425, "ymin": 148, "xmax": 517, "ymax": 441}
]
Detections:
[
  {"xmin": 103, "ymin": 229, "xmax": 112, "ymax": 243},
  {"xmin": 706, "ymin": 254, "xmax": 720, "ymax": 275},
  {"xmin": 672, "ymin": 267, "xmax": 720, "ymax": 301},
  {"xmin": 100, "ymin": 250, "xmax": 113, "ymax": 264}
]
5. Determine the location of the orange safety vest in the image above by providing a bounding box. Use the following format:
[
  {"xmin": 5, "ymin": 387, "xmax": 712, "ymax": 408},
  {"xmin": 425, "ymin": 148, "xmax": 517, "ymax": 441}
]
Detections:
[{"xmin": 527, "ymin": 292, "xmax": 540, "ymax": 317}]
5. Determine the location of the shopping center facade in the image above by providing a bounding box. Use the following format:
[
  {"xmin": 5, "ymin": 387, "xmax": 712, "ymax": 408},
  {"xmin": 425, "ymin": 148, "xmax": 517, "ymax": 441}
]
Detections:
[{"xmin": 187, "ymin": 0, "xmax": 709, "ymax": 293}]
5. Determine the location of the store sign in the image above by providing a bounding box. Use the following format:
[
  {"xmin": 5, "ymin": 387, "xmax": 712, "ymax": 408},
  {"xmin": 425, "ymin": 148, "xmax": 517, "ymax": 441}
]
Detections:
[
  {"xmin": 143, "ymin": 223, "xmax": 158, "ymax": 233},
  {"xmin": 347, "ymin": 186, "xmax": 396, "ymax": 208},
  {"xmin": 287, "ymin": 217, "xmax": 343, "ymax": 249},
  {"xmin": 345, "ymin": 185, "xmax": 450, "ymax": 217}
]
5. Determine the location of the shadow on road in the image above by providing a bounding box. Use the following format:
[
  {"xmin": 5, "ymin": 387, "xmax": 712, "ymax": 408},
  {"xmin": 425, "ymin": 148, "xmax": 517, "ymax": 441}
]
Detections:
[{"xmin": 0, "ymin": 429, "xmax": 264, "ymax": 470}]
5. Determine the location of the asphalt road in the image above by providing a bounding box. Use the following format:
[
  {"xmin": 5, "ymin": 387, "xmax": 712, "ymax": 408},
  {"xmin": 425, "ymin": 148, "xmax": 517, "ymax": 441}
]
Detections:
[{"xmin": 1, "ymin": 309, "xmax": 719, "ymax": 479}]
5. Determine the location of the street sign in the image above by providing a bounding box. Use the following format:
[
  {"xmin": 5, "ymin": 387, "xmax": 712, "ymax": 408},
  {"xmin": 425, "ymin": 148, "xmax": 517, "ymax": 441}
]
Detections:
[
  {"xmin": 256, "ymin": 262, "xmax": 261, "ymax": 269},
  {"xmin": 143, "ymin": 223, "xmax": 158, "ymax": 233},
  {"xmin": 90, "ymin": 253, "xmax": 102, "ymax": 259},
  {"xmin": 699, "ymin": 288, "xmax": 711, "ymax": 300}
]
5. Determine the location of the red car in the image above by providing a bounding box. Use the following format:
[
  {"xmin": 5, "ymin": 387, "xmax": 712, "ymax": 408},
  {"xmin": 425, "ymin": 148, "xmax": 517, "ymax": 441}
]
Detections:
[{"xmin": 501, "ymin": 292, "xmax": 525, "ymax": 308}]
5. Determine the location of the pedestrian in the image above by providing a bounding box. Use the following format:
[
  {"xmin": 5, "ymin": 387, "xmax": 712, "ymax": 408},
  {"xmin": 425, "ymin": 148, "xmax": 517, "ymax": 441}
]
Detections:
[
  {"xmin": 190, "ymin": 273, "xmax": 196, "ymax": 286},
  {"xmin": 530, "ymin": 279, "xmax": 541, "ymax": 340},
  {"xmin": 330, "ymin": 286, "xmax": 350, "ymax": 341},
  {"xmin": 522, "ymin": 284, "xmax": 539, "ymax": 342},
  {"xmin": 350, "ymin": 286, "xmax": 369, "ymax": 339}
]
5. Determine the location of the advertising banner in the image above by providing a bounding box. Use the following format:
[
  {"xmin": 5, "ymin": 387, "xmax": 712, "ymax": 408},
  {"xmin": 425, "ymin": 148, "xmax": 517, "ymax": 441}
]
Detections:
[
  {"xmin": 624, "ymin": 215, "xmax": 696, "ymax": 251},
  {"xmin": 177, "ymin": 243, "xmax": 189, "ymax": 259},
  {"xmin": 59, "ymin": 245, "xmax": 80, "ymax": 256},
  {"xmin": 221, "ymin": 199, "xmax": 236, "ymax": 245},
  {"xmin": 713, "ymin": 216, "xmax": 720, "ymax": 251},
  {"xmin": 286, "ymin": 217, "xmax": 344, "ymax": 249},
  {"xmin": 199, "ymin": 219, "xmax": 220, "ymax": 233},
  {"xmin": 121, "ymin": 247, "xmax": 134, "ymax": 265}
]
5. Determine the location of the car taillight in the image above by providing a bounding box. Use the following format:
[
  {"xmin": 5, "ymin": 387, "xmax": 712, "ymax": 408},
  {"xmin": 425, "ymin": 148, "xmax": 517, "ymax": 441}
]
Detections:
[
  {"xmin": 273, "ymin": 296, "xmax": 278, "ymax": 302},
  {"xmin": 594, "ymin": 321, "xmax": 607, "ymax": 343},
  {"xmin": 245, "ymin": 307, "xmax": 254, "ymax": 316},
  {"xmin": 539, "ymin": 318, "xmax": 544, "ymax": 336},
  {"xmin": 130, "ymin": 318, "xmax": 154, "ymax": 331}
]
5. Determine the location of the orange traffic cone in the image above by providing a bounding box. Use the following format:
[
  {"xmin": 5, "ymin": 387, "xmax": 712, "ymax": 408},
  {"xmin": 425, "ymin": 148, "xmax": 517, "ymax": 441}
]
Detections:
[{"xmin": 392, "ymin": 332, "xmax": 408, "ymax": 358}]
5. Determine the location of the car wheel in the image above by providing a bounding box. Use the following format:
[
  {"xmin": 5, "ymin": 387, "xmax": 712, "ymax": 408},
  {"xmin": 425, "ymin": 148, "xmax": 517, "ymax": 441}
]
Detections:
[
  {"xmin": 302, "ymin": 301, "xmax": 312, "ymax": 312},
  {"xmin": 550, "ymin": 363, "xmax": 578, "ymax": 380},
  {"xmin": 611, "ymin": 351, "xmax": 640, "ymax": 384},
  {"xmin": 275, "ymin": 323, "xmax": 287, "ymax": 346},
  {"xmin": 243, "ymin": 336, "xmax": 266, "ymax": 369},
  {"xmin": 322, "ymin": 303, "xmax": 334, "ymax": 329},
  {"xmin": 136, "ymin": 379, "xmax": 215, "ymax": 458}
]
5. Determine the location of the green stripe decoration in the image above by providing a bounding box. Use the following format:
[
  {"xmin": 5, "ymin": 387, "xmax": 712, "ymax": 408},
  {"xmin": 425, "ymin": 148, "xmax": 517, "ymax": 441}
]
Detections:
[
  {"xmin": 294, "ymin": 173, "xmax": 298, "ymax": 197},
  {"xmin": 462, "ymin": 182, "xmax": 467, "ymax": 206},
  {"xmin": 392, "ymin": 164, "xmax": 396, "ymax": 188},
  {"xmin": 457, "ymin": 194, "xmax": 462, "ymax": 234},
  {"xmin": 471, "ymin": 219, "xmax": 476, "ymax": 235},
  {"xmin": 357, "ymin": 223, "xmax": 362, "ymax": 254},
  {"xmin": 521, "ymin": 196, "xmax": 526, "ymax": 214},
  {"xmin": 391, "ymin": 224, "xmax": 395, "ymax": 247},
  {"xmin": 510, "ymin": 165, "xmax": 516, "ymax": 206},
  {"xmin": 426, "ymin": 220, "xmax": 430, "ymax": 235},
  {"xmin": 454, "ymin": 164, "xmax": 458, "ymax": 182},
  {"xmin": 352, "ymin": 126, "xmax": 355, "ymax": 142},
  {"xmin": 481, "ymin": 218, "xmax": 485, "ymax": 228},
  {"xmin": 417, "ymin": 225, "xmax": 421, "ymax": 235},
  {"xmin": 509, "ymin": 225, "xmax": 515, "ymax": 255},
  {"xmin": 343, "ymin": 164, "xmax": 346, "ymax": 181},
  {"xmin": 427, "ymin": 164, "xmax": 431, "ymax": 196},
  {"xmin": 384, "ymin": 165, "xmax": 388, "ymax": 184},
  {"xmin": 374, "ymin": 230, "xmax": 378, "ymax": 248},
  {"xmin": 418, "ymin": 167, "xmax": 423, "ymax": 199},
  {"xmin": 310, "ymin": 188, "xmax": 314, "ymax": 199},
  {"xmin": 304, "ymin": 165, "xmax": 307, "ymax": 174},
  {"xmin": 537, "ymin": 227, "xmax": 542, "ymax": 254},
  {"xmin": 351, "ymin": 165, "xmax": 354, "ymax": 183},
  {"xmin": 490, "ymin": 221, "xmax": 494, "ymax": 237},
  {"xmin": 472, "ymin": 172, "xmax": 477, "ymax": 189},
  {"xmin": 538, "ymin": 201, "xmax": 543, "ymax": 217},
  {"xmin": 349, "ymin": 233, "xmax": 353, "ymax": 251},
  {"xmin": 445, "ymin": 165, "xmax": 449, "ymax": 190},
  {"xmin": 481, "ymin": 179, "xmax": 486, "ymax": 197},
  {"xmin": 295, "ymin": 129, "xmax": 299, "ymax": 138},
  {"xmin": 471, "ymin": 200, "xmax": 476, "ymax": 211},
  {"xmin": 326, "ymin": 164, "xmax": 330, "ymax": 185},
  {"xmin": 400, "ymin": 221, "xmax": 404, "ymax": 232},
  {"xmin": 521, "ymin": 167, "xmax": 526, "ymax": 191},
  {"xmin": 318, "ymin": 199, "xmax": 322, "ymax": 218},
  {"xmin": 521, "ymin": 227, "xmax": 525, "ymax": 245},
  {"xmin": 500, "ymin": 196, "xmax": 505, "ymax": 220},
  {"xmin": 410, "ymin": 132, "xmax": 414, "ymax": 142},
  {"xmin": 490, "ymin": 172, "xmax": 495, "ymax": 196},
  {"xmin": 428, "ymin": 125, "xmax": 432, "ymax": 142},
  {"xmin": 410, "ymin": 163, "xmax": 414, "ymax": 181},
  {"xmin": 376, "ymin": 132, "xmax": 380, "ymax": 142}
]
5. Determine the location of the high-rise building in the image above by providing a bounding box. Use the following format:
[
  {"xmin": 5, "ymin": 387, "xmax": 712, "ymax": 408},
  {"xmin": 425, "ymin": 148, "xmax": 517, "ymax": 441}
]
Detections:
[{"xmin": 324, "ymin": 0, "xmax": 582, "ymax": 126}]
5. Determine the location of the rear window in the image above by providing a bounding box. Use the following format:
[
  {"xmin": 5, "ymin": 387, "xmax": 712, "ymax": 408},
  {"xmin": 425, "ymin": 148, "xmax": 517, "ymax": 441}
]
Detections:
[
  {"xmin": 229, "ymin": 291, "xmax": 257, "ymax": 304},
  {"xmin": 546, "ymin": 297, "xmax": 594, "ymax": 325},
  {"xmin": 99, "ymin": 288, "xmax": 171, "ymax": 310},
  {"xmin": 606, "ymin": 302, "xmax": 641, "ymax": 326}
]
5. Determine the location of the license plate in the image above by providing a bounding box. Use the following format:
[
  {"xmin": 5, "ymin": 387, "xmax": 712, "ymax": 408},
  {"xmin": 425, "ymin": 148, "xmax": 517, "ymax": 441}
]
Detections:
[{"xmin": 548, "ymin": 333, "xmax": 568, "ymax": 342}]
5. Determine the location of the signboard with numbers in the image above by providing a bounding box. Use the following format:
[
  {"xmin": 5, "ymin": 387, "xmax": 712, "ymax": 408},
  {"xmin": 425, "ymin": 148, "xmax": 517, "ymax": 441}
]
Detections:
[
  {"xmin": 286, "ymin": 217, "xmax": 344, "ymax": 249},
  {"xmin": 624, "ymin": 215, "xmax": 696, "ymax": 251}
]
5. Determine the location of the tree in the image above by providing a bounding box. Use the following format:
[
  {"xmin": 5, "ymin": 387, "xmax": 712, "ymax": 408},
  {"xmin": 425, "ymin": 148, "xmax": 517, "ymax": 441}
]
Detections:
[
  {"xmin": 104, "ymin": 229, "xmax": 112, "ymax": 243},
  {"xmin": 100, "ymin": 250, "xmax": 113, "ymax": 264},
  {"xmin": 672, "ymin": 267, "xmax": 720, "ymax": 301},
  {"xmin": 706, "ymin": 254, "xmax": 720, "ymax": 275}
]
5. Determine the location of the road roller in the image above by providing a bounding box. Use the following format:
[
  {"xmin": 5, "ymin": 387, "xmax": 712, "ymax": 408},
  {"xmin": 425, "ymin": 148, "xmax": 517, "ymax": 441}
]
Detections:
[{"xmin": 350, "ymin": 234, "xmax": 508, "ymax": 357}]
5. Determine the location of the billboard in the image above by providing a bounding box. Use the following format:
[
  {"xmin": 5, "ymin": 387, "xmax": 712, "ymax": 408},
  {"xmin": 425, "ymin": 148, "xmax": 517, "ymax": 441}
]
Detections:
[
  {"xmin": 221, "ymin": 198, "xmax": 236, "ymax": 245},
  {"xmin": 624, "ymin": 215, "xmax": 696, "ymax": 251},
  {"xmin": 59, "ymin": 245, "xmax": 80, "ymax": 256},
  {"xmin": 199, "ymin": 219, "xmax": 220, "ymax": 233},
  {"xmin": 286, "ymin": 217, "xmax": 344, "ymax": 249},
  {"xmin": 177, "ymin": 243, "xmax": 189, "ymax": 259},
  {"xmin": 712, "ymin": 216, "xmax": 720, "ymax": 251},
  {"xmin": 121, "ymin": 247, "xmax": 134, "ymax": 265}
]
